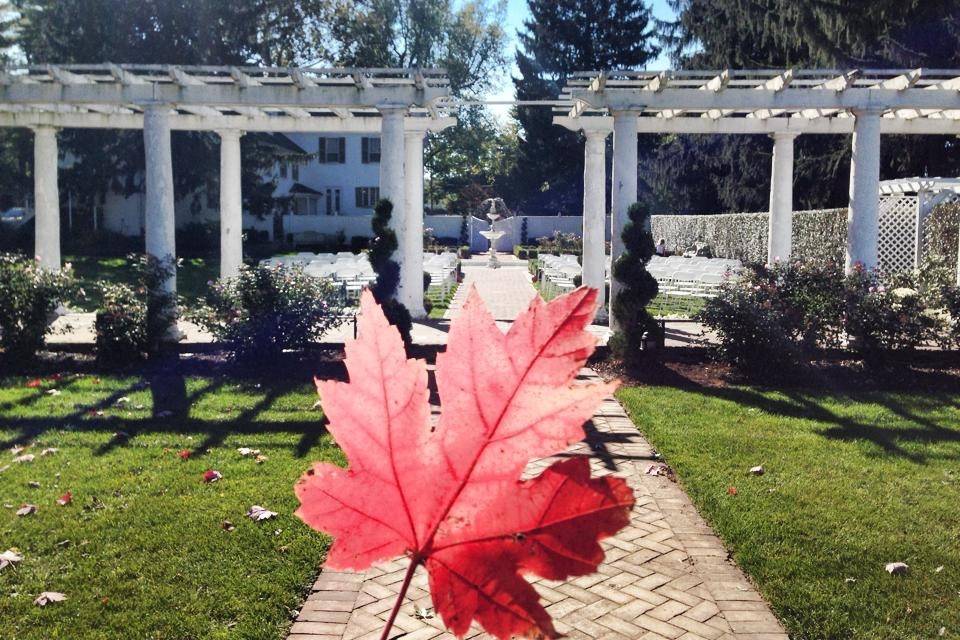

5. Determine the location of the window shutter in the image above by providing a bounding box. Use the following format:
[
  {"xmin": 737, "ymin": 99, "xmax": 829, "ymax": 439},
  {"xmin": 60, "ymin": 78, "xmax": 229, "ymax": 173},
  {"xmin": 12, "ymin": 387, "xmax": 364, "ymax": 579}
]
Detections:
[
  {"xmin": 318, "ymin": 137, "xmax": 326, "ymax": 163},
  {"xmin": 361, "ymin": 137, "xmax": 369, "ymax": 164},
  {"xmin": 355, "ymin": 187, "xmax": 362, "ymax": 207},
  {"xmin": 338, "ymin": 137, "xmax": 346, "ymax": 164}
]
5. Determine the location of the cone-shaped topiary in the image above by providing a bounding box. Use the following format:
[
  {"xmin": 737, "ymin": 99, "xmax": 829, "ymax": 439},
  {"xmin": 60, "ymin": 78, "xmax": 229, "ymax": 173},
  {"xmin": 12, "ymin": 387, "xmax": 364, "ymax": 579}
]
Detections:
[
  {"xmin": 610, "ymin": 202, "xmax": 660, "ymax": 363},
  {"xmin": 369, "ymin": 198, "xmax": 412, "ymax": 344}
]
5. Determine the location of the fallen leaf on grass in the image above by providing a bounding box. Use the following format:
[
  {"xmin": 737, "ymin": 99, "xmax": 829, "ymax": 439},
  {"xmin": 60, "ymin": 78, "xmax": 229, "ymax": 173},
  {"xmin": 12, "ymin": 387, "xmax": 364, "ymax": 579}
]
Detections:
[
  {"xmin": 748, "ymin": 465, "xmax": 764, "ymax": 475},
  {"xmin": 237, "ymin": 447, "xmax": 260, "ymax": 457},
  {"xmin": 10, "ymin": 445, "xmax": 25, "ymax": 455},
  {"xmin": 885, "ymin": 562, "xmax": 910, "ymax": 575},
  {"xmin": 202, "ymin": 470, "xmax": 222, "ymax": 483},
  {"xmin": 844, "ymin": 577, "xmax": 856, "ymax": 583},
  {"xmin": 28, "ymin": 481, "xmax": 40, "ymax": 488},
  {"xmin": 115, "ymin": 397, "xmax": 130, "ymax": 406},
  {"xmin": 57, "ymin": 492, "xmax": 72, "ymax": 506},
  {"xmin": 727, "ymin": 486, "xmax": 738, "ymax": 496},
  {"xmin": 16, "ymin": 504, "xmax": 37, "ymax": 517},
  {"xmin": 254, "ymin": 454, "xmax": 267, "ymax": 464},
  {"xmin": 34, "ymin": 592, "xmax": 66, "ymax": 606},
  {"xmin": 177, "ymin": 450, "xmax": 191, "ymax": 460},
  {"xmin": 45, "ymin": 389, "xmax": 61, "ymax": 396},
  {"xmin": 40, "ymin": 448, "xmax": 58, "ymax": 456},
  {"xmin": 25, "ymin": 379, "xmax": 42, "ymax": 388},
  {"xmin": 0, "ymin": 465, "xmax": 9, "ymax": 474},
  {"xmin": 246, "ymin": 505, "xmax": 277, "ymax": 521},
  {"xmin": 221, "ymin": 520, "xmax": 235, "ymax": 531},
  {"xmin": 935, "ymin": 565, "xmax": 944, "ymax": 573},
  {"xmin": 0, "ymin": 549, "xmax": 23, "ymax": 570},
  {"xmin": 13, "ymin": 454, "xmax": 35, "ymax": 463}
]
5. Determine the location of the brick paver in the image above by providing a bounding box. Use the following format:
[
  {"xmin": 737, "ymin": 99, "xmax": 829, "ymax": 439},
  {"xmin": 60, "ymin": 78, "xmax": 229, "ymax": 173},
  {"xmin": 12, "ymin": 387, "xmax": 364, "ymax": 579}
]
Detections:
[
  {"xmin": 288, "ymin": 265, "xmax": 787, "ymax": 640},
  {"xmin": 288, "ymin": 369, "xmax": 788, "ymax": 640}
]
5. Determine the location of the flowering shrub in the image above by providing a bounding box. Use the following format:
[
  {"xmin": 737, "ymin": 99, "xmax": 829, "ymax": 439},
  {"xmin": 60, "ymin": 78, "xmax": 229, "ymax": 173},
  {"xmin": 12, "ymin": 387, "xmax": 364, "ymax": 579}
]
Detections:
[
  {"xmin": 95, "ymin": 283, "xmax": 148, "ymax": 363},
  {"xmin": 698, "ymin": 274, "xmax": 805, "ymax": 377},
  {"xmin": 700, "ymin": 259, "xmax": 951, "ymax": 374},
  {"xmin": 537, "ymin": 231, "xmax": 582, "ymax": 256},
  {"xmin": 843, "ymin": 266, "xmax": 934, "ymax": 364},
  {"xmin": 0, "ymin": 253, "xmax": 74, "ymax": 363},
  {"xmin": 94, "ymin": 255, "xmax": 179, "ymax": 362},
  {"xmin": 190, "ymin": 265, "xmax": 347, "ymax": 362}
]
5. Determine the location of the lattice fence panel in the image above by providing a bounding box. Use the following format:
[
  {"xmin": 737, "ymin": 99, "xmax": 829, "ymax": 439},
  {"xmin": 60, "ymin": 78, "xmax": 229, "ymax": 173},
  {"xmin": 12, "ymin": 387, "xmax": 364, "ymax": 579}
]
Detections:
[{"xmin": 877, "ymin": 194, "xmax": 917, "ymax": 273}]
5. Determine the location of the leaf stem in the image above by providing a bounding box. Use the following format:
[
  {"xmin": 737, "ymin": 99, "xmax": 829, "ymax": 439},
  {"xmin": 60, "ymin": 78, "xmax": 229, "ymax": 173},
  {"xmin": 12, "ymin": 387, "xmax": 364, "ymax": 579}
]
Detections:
[{"xmin": 379, "ymin": 555, "xmax": 420, "ymax": 640}]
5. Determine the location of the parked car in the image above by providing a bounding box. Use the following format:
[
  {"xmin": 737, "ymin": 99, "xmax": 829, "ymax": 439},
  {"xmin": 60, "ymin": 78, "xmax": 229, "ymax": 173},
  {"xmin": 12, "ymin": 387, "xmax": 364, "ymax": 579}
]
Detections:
[{"xmin": 0, "ymin": 207, "xmax": 32, "ymax": 227}]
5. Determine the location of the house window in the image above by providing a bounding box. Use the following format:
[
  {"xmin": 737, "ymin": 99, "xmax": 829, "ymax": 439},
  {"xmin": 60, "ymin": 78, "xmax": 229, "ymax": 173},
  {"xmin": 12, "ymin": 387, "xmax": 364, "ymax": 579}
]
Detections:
[
  {"xmin": 361, "ymin": 137, "xmax": 381, "ymax": 164},
  {"xmin": 291, "ymin": 161, "xmax": 300, "ymax": 181},
  {"xmin": 355, "ymin": 186, "xmax": 380, "ymax": 209},
  {"xmin": 292, "ymin": 195, "xmax": 319, "ymax": 215},
  {"xmin": 325, "ymin": 188, "xmax": 341, "ymax": 215},
  {"xmin": 318, "ymin": 137, "xmax": 346, "ymax": 163},
  {"xmin": 279, "ymin": 160, "xmax": 287, "ymax": 179}
]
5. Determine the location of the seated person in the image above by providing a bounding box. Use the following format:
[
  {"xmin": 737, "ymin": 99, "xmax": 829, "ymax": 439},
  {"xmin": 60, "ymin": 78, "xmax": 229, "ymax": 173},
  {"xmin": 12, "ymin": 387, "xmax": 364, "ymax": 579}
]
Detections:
[{"xmin": 655, "ymin": 238, "xmax": 669, "ymax": 256}]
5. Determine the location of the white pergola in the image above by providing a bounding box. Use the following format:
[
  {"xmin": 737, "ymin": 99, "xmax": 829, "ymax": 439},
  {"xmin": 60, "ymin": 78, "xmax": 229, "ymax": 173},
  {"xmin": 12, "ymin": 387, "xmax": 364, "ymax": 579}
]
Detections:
[
  {"xmin": 0, "ymin": 64, "xmax": 456, "ymax": 326},
  {"xmin": 554, "ymin": 69, "xmax": 960, "ymax": 322}
]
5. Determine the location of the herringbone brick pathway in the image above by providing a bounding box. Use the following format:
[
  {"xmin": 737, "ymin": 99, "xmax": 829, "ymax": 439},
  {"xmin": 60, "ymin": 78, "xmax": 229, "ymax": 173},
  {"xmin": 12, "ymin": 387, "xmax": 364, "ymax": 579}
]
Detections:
[{"xmin": 287, "ymin": 370, "xmax": 788, "ymax": 640}]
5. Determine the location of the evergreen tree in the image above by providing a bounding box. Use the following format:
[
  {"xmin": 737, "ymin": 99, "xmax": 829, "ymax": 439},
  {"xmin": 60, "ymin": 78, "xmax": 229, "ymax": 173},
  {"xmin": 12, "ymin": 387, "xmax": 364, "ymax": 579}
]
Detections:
[
  {"xmin": 647, "ymin": 0, "xmax": 960, "ymax": 213},
  {"xmin": 610, "ymin": 202, "xmax": 659, "ymax": 364},
  {"xmin": 510, "ymin": 0, "xmax": 659, "ymax": 214}
]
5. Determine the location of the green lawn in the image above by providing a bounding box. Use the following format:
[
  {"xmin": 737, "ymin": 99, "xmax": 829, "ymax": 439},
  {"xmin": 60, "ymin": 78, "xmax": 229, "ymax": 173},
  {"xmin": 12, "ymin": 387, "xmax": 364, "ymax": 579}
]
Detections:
[
  {"xmin": 66, "ymin": 255, "xmax": 218, "ymax": 311},
  {"xmin": 426, "ymin": 283, "xmax": 459, "ymax": 319},
  {"xmin": 0, "ymin": 373, "xmax": 340, "ymax": 639},
  {"xmin": 618, "ymin": 385, "xmax": 960, "ymax": 640}
]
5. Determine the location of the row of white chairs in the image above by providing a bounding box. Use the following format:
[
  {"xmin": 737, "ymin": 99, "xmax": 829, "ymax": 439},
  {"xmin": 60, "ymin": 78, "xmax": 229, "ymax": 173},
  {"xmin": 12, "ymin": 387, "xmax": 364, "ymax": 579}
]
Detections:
[
  {"xmin": 538, "ymin": 254, "xmax": 581, "ymax": 299},
  {"xmin": 424, "ymin": 252, "xmax": 459, "ymax": 299}
]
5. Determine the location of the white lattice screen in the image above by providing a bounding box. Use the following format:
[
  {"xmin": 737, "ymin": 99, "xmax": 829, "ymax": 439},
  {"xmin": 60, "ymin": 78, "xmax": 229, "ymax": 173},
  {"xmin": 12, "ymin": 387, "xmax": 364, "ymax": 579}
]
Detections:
[{"xmin": 877, "ymin": 194, "xmax": 917, "ymax": 273}]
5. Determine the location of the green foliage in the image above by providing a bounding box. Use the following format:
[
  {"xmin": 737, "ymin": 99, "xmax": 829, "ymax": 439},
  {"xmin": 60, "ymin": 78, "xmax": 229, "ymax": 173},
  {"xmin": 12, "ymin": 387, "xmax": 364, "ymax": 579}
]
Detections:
[
  {"xmin": 700, "ymin": 260, "xmax": 950, "ymax": 375},
  {"xmin": 368, "ymin": 199, "xmax": 412, "ymax": 344},
  {"xmin": 510, "ymin": 0, "xmax": 659, "ymax": 213},
  {"xmin": 93, "ymin": 255, "xmax": 178, "ymax": 362},
  {"xmin": 0, "ymin": 253, "xmax": 74, "ymax": 364},
  {"xmin": 653, "ymin": 0, "xmax": 960, "ymax": 213},
  {"xmin": 651, "ymin": 208, "xmax": 847, "ymax": 265},
  {"xmin": 610, "ymin": 203, "xmax": 659, "ymax": 362},
  {"xmin": 536, "ymin": 231, "xmax": 581, "ymax": 256},
  {"xmin": 94, "ymin": 283, "xmax": 147, "ymax": 364},
  {"xmin": 458, "ymin": 214, "xmax": 469, "ymax": 246},
  {"xmin": 190, "ymin": 264, "xmax": 346, "ymax": 363}
]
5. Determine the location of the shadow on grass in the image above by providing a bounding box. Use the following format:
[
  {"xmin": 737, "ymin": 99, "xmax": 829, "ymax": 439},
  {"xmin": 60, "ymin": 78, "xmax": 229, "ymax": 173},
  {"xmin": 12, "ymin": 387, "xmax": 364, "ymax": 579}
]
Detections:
[
  {"xmin": 0, "ymin": 353, "xmax": 336, "ymax": 458},
  {"xmin": 616, "ymin": 354, "xmax": 960, "ymax": 463}
]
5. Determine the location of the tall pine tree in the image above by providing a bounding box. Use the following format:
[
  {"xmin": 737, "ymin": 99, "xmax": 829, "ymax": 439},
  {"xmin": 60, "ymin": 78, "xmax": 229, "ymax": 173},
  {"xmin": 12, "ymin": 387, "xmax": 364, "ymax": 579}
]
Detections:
[
  {"xmin": 509, "ymin": 0, "xmax": 659, "ymax": 215},
  {"xmin": 646, "ymin": 0, "xmax": 960, "ymax": 214}
]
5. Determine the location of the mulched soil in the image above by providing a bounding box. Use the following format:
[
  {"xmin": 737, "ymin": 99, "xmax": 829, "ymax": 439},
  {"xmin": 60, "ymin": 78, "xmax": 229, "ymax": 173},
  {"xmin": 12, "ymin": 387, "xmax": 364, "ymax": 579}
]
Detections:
[{"xmin": 590, "ymin": 348, "xmax": 960, "ymax": 393}]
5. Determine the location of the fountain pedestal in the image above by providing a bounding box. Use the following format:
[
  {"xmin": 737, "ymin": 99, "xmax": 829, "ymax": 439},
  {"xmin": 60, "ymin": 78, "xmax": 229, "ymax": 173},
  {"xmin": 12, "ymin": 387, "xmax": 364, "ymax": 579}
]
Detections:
[{"xmin": 479, "ymin": 227, "xmax": 506, "ymax": 268}]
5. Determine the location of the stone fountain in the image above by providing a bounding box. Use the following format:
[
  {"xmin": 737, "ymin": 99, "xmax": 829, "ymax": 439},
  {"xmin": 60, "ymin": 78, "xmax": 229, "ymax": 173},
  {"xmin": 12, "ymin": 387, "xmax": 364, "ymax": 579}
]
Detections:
[{"xmin": 477, "ymin": 198, "xmax": 512, "ymax": 269}]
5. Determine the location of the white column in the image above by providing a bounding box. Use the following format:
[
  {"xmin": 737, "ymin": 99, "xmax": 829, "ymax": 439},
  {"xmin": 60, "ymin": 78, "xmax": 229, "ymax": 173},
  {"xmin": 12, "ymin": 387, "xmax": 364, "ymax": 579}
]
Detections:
[
  {"xmin": 33, "ymin": 126, "xmax": 61, "ymax": 271},
  {"xmin": 378, "ymin": 105, "xmax": 407, "ymax": 302},
  {"xmin": 610, "ymin": 111, "xmax": 638, "ymax": 328},
  {"xmin": 143, "ymin": 104, "xmax": 178, "ymax": 338},
  {"xmin": 845, "ymin": 109, "xmax": 882, "ymax": 273},
  {"xmin": 218, "ymin": 129, "xmax": 244, "ymax": 279},
  {"xmin": 582, "ymin": 128, "xmax": 608, "ymax": 318},
  {"xmin": 403, "ymin": 127, "xmax": 427, "ymax": 318},
  {"xmin": 767, "ymin": 132, "xmax": 797, "ymax": 263}
]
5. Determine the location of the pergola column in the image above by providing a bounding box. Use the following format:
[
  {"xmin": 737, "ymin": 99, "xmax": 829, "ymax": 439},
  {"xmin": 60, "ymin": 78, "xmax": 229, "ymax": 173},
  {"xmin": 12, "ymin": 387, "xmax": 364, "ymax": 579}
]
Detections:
[
  {"xmin": 845, "ymin": 108, "xmax": 882, "ymax": 273},
  {"xmin": 143, "ymin": 104, "xmax": 178, "ymax": 339},
  {"xmin": 610, "ymin": 111, "xmax": 638, "ymax": 328},
  {"xmin": 218, "ymin": 129, "xmax": 244, "ymax": 280},
  {"xmin": 378, "ymin": 105, "xmax": 409, "ymax": 303},
  {"xmin": 768, "ymin": 132, "xmax": 797, "ymax": 263},
  {"xmin": 33, "ymin": 125, "xmax": 60, "ymax": 271},
  {"xmin": 403, "ymin": 127, "xmax": 427, "ymax": 318},
  {"xmin": 582, "ymin": 127, "xmax": 609, "ymax": 318}
]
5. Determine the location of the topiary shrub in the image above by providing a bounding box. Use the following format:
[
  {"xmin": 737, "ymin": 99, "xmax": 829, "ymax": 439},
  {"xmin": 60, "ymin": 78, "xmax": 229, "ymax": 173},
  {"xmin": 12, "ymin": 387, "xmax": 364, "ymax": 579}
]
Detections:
[
  {"xmin": 609, "ymin": 203, "xmax": 660, "ymax": 364},
  {"xmin": 190, "ymin": 264, "xmax": 347, "ymax": 363},
  {"xmin": 0, "ymin": 253, "xmax": 73, "ymax": 364},
  {"xmin": 369, "ymin": 198, "xmax": 412, "ymax": 344}
]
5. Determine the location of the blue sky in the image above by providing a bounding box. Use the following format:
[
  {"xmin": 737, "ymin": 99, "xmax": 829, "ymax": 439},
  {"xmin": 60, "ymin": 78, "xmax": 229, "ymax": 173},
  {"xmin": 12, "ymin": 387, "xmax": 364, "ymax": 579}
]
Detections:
[{"xmin": 486, "ymin": 0, "xmax": 676, "ymax": 115}]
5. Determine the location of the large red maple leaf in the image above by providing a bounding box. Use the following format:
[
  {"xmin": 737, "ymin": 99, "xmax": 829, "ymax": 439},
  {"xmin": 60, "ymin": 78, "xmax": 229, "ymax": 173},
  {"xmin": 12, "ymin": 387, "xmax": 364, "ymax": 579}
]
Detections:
[{"xmin": 295, "ymin": 287, "xmax": 633, "ymax": 640}]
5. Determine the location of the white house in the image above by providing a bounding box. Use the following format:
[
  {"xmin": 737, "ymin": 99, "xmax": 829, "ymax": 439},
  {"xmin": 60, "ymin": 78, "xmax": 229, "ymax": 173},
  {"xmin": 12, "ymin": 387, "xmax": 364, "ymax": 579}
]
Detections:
[{"xmin": 99, "ymin": 132, "xmax": 386, "ymax": 242}]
